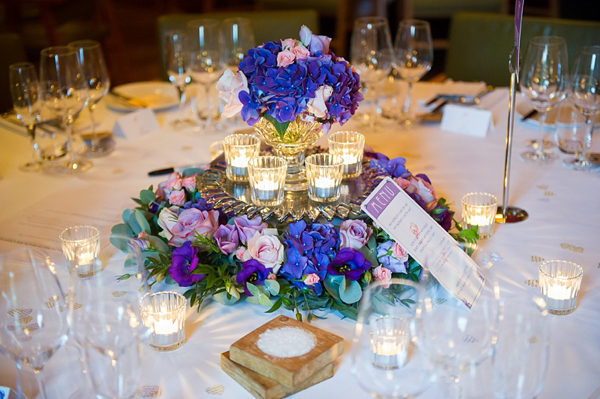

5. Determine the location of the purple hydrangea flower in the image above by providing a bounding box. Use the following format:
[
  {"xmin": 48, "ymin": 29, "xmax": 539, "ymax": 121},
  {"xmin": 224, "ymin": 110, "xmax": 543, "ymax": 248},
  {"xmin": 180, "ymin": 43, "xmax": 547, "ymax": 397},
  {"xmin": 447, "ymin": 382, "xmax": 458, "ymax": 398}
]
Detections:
[
  {"xmin": 236, "ymin": 259, "xmax": 271, "ymax": 296},
  {"xmin": 328, "ymin": 248, "xmax": 371, "ymax": 281},
  {"xmin": 170, "ymin": 241, "xmax": 205, "ymax": 287},
  {"xmin": 376, "ymin": 241, "xmax": 407, "ymax": 273},
  {"xmin": 371, "ymin": 155, "xmax": 411, "ymax": 179}
]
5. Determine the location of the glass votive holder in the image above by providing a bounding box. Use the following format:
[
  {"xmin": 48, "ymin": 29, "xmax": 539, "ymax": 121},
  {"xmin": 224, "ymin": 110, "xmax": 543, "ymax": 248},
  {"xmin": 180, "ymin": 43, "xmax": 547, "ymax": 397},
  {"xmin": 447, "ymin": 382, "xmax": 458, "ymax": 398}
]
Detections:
[
  {"xmin": 369, "ymin": 315, "xmax": 410, "ymax": 370},
  {"xmin": 461, "ymin": 192, "xmax": 498, "ymax": 239},
  {"xmin": 140, "ymin": 291, "xmax": 186, "ymax": 351},
  {"xmin": 305, "ymin": 153, "xmax": 343, "ymax": 202},
  {"xmin": 248, "ymin": 156, "xmax": 287, "ymax": 206},
  {"xmin": 538, "ymin": 260, "xmax": 583, "ymax": 315},
  {"xmin": 210, "ymin": 140, "xmax": 224, "ymax": 161},
  {"xmin": 223, "ymin": 134, "xmax": 260, "ymax": 181},
  {"xmin": 59, "ymin": 225, "xmax": 100, "ymax": 278},
  {"xmin": 328, "ymin": 131, "xmax": 365, "ymax": 178}
]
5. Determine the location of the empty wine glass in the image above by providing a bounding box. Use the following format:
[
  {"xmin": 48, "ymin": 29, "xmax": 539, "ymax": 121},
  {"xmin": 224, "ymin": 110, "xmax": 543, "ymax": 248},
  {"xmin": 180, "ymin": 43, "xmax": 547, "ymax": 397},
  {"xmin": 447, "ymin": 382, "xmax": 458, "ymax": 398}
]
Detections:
[
  {"xmin": 493, "ymin": 296, "xmax": 550, "ymax": 399},
  {"xmin": 395, "ymin": 19, "xmax": 433, "ymax": 126},
  {"xmin": 187, "ymin": 19, "xmax": 224, "ymax": 131},
  {"xmin": 352, "ymin": 279, "xmax": 436, "ymax": 398},
  {"xmin": 39, "ymin": 46, "xmax": 91, "ymax": 174},
  {"xmin": 165, "ymin": 30, "xmax": 195, "ymax": 130},
  {"xmin": 0, "ymin": 248, "xmax": 69, "ymax": 399},
  {"xmin": 564, "ymin": 45, "xmax": 600, "ymax": 172},
  {"xmin": 520, "ymin": 36, "xmax": 568, "ymax": 164},
  {"xmin": 68, "ymin": 40, "xmax": 112, "ymax": 158},
  {"xmin": 351, "ymin": 16, "xmax": 394, "ymax": 130}
]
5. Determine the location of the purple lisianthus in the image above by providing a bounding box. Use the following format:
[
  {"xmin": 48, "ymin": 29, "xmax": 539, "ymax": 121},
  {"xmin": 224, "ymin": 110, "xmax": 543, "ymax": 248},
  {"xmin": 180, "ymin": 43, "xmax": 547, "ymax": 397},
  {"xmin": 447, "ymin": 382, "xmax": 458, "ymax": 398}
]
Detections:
[
  {"xmin": 328, "ymin": 248, "xmax": 371, "ymax": 281},
  {"xmin": 214, "ymin": 224, "xmax": 239, "ymax": 255},
  {"xmin": 170, "ymin": 241, "xmax": 205, "ymax": 287},
  {"xmin": 430, "ymin": 203, "xmax": 454, "ymax": 232},
  {"xmin": 233, "ymin": 215, "xmax": 267, "ymax": 244},
  {"xmin": 236, "ymin": 259, "xmax": 271, "ymax": 296}
]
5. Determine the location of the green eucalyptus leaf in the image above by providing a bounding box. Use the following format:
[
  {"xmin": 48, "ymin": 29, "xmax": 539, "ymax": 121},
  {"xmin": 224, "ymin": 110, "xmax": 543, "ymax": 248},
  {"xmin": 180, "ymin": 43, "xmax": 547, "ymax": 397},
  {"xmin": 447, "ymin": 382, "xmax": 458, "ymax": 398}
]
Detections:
[
  {"xmin": 164, "ymin": 276, "xmax": 177, "ymax": 285},
  {"xmin": 339, "ymin": 277, "xmax": 362, "ymax": 304},
  {"xmin": 122, "ymin": 209, "xmax": 134, "ymax": 224},
  {"xmin": 213, "ymin": 291, "xmax": 240, "ymax": 306},
  {"xmin": 127, "ymin": 212, "xmax": 142, "ymax": 235},
  {"xmin": 134, "ymin": 210, "xmax": 151, "ymax": 234},
  {"xmin": 140, "ymin": 190, "xmax": 156, "ymax": 205},
  {"xmin": 147, "ymin": 236, "xmax": 169, "ymax": 252},
  {"xmin": 264, "ymin": 280, "xmax": 280, "ymax": 296},
  {"xmin": 258, "ymin": 295, "xmax": 274, "ymax": 307},
  {"xmin": 324, "ymin": 275, "xmax": 343, "ymax": 300}
]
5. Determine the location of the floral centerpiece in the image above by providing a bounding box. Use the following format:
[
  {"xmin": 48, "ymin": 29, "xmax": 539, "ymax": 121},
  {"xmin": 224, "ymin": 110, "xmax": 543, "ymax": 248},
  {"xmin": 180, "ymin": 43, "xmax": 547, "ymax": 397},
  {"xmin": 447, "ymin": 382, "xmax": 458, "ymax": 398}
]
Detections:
[{"xmin": 113, "ymin": 153, "xmax": 477, "ymax": 321}]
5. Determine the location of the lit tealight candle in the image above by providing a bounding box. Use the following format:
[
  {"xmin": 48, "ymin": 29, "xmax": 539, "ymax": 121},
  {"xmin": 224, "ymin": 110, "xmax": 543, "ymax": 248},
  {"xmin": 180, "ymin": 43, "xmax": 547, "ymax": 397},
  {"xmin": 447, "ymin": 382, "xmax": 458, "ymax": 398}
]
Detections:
[
  {"xmin": 328, "ymin": 131, "xmax": 365, "ymax": 178},
  {"xmin": 370, "ymin": 317, "xmax": 409, "ymax": 370},
  {"xmin": 248, "ymin": 156, "xmax": 287, "ymax": 206},
  {"xmin": 461, "ymin": 192, "xmax": 498, "ymax": 239},
  {"xmin": 224, "ymin": 134, "xmax": 260, "ymax": 181},
  {"xmin": 140, "ymin": 292, "xmax": 186, "ymax": 351},
  {"xmin": 153, "ymin": 317, "xmax": 180, "ymax": 335},
  {"xmin": 231, "ymin": 155, "xmax": 251, "ymax": 168},
  {"xmin": 539, "ymin": 260, "xmax": 583, "ymax": 315}
]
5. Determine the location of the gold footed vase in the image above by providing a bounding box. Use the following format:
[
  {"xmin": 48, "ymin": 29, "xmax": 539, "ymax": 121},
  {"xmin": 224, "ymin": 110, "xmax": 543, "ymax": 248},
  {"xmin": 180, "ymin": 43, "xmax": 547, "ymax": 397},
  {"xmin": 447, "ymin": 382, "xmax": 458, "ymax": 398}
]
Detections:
[{"xmin": 253, "ymin": 118, "xmax": 323, "ymax": 191}]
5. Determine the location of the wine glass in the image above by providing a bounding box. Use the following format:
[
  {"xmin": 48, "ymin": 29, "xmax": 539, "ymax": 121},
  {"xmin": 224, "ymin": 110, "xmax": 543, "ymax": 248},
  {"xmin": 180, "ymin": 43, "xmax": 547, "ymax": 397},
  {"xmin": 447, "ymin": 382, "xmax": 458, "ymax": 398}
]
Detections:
[
  {"xmin": 492, "ymin": 295, "xmax": 550, "ymax": 399},
  {"xmin": 564, "ymin": 45, "xmax": 600, "ymax": 172},
  {"xmin": 351, "ymin": 17, "xmax": 394, "ymax": 129},
  {"xmin": 520, "ymin": 36, "xmax": 568, "ymax": 164},
  {"xmin": 164, "ymin": 30, "xmax": 196, "ymax": 130},
  {"xmin": 39, "ymin": 46, "xmax": 91, "ymax": 174},
  {"xmin": 8, "ymin": 62, "xmax": 43, "ymax": 172},
  {"xmin": 0, "ymin": 248, "xmax": 69, "ymax": 399},
  {"xmin": 395, "ymin": 19, "xmax": 433, "ymax": 126},
  {"xmin": 351, "ymin": 279, "xmax": 436, "ymax": 398},
  {"xmin": 187, "ymin": 19, "xmax": 224, "ymax": 131},
  {"xmin": 68, "ymin": 40, "xmax": 112, "ymax": 158}
]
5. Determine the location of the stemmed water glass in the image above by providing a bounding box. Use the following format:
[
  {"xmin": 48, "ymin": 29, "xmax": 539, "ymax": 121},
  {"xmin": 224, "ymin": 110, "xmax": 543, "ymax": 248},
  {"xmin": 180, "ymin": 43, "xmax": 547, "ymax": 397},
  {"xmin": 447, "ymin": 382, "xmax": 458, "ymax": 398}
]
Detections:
[
  {"xmin": 0, "ymin": 248, "xmax": 69, "ymax": 399},
  {"xmin": 9, "ymin": 62, "xmax": 42, "ymax": 172},
  {"xmin": 395, "ymin": 19, "xmax": 433, "ymax": 126},
  {"xmin": 350, "ymin": 16, "xmax": 394, "ymax": 129},
  {"xmin": 68, "ymin": 40, "xmax": 112, "ymax": 157},
  {"xmin": 164, "ymin": 30, "xmax": 195, "ymax": 130},
  {"xmin": 187, "ymin": 19, "xmax": 224, "ymax": 130},
  {"xmin": 39, "ymin": 46, "xmax": 91, "ymax": 174},
  {"xmin": 564, "ymin": 45, "xmax": 600, "ymax": 172},
  {"xmin": 351, "ymin": 279, "xmax": 436, "ymax": 398},
  {"xmin": 520, "ymin": 36, "xmax": 568, "ymax": 164}
]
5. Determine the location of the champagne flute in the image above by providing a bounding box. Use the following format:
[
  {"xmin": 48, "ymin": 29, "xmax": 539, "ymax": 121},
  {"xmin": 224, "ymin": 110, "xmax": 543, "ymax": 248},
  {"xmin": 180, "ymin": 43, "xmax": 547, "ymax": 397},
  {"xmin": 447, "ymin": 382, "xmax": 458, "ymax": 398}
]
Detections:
[
  {"xmin": 39, "ymin": 46, "xmax": 91, "ymax": 174},
  {"xmin": 68, "ymin": 40, "xmax": 112, "ymax": 158},
  {"xmin": 395, "ymin": 19, "xmax": 433, "ymax": 126},
  {"xmin": 564, "ymin": 45, "xmax": 600, "ymax": 172},
  {"xmin": 187, "ymin": 19, "xmax": 224, "ymax": 131},
  {"xmin": 520, "ymin": 36, "xmax": 568, "ymax": 164},
  {"xmin": 0, "ymin": 248, "xmax": 69, "ymax": 399},
  {"xmin": 8, "ymin": 62, "xmax": 42, "ymax": 172},
  {"xmin": 351, "ymin": 16, "xmax": 394, "ymax": 129},
  {"xmin": 164, "ymin": 30, "xmax": 195, "ymax": 130}
]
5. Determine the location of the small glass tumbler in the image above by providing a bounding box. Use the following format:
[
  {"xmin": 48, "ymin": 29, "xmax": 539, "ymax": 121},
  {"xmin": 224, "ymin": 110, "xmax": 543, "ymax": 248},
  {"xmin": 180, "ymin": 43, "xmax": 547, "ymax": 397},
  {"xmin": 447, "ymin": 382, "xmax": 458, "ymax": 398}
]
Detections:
[
  {"xmin": 370, "ymin": 315, "xmax": 410, "ymax": 370},
  {"xmin": 305, "ymin": 154, "xmax": 343, "ymax": 202},
  {"xmin": 223, "ymin": 134, "xmax": 260, "ymax": 181},
  {"xmin": 210, "ymin": 140, "xmax": 224, "ymax": 161},
  {"xmin": 461, "ymin": 192, "xmax": 498, "ymax": 239},
  {"xmin": 328, "ymin": 131, "xmax": 366, "ymax": 178},
  {"xmin": 140, "ymin": 291, "xmax": 186, "ymax": 351},
  {"xmin": 59, "ymin": 225, "xmax": 100, "ymax": 277},
  {"xmin": 538, "ymin": 260, "xmax": 583, "ymax": 315},
  {"xmin": 248, "ymin": 156, "xmax": 287, "ymax": 206}
]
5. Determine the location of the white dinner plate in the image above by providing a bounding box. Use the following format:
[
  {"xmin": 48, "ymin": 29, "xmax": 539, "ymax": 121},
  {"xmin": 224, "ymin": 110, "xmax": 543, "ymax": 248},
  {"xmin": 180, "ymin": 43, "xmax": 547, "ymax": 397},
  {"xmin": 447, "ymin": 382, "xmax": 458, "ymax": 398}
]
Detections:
[{"xmin": 105, "ymin": 82, "xmax": 179, "ymax": 112}]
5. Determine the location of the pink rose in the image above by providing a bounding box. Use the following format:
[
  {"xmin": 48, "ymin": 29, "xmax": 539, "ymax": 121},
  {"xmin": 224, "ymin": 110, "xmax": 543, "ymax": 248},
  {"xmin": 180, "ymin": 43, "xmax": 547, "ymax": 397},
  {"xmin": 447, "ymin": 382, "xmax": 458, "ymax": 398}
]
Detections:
[
  {"xmin": 156, "ymin": 172, "xmax": 183, "ymax": 199},
  {"xmin": 277, "ymin": 50, "xmax": 296, "ymax": 67},
  {"xmin": 169, "ymin": 208, "xmax": 219, "ymax": 246},
  {"xmin": 291, "ymin": 44, "xmax": 310, "ymax": 59},
  {"xmin": 373, "ymin": 266, "xmax": 392, "ymax": 285},
  {"xmin": 235, "ymin": 247, "xmax": 247, "ymax": 261},
  {"xmin": 157, "ymin": 207, "xmax": 179, "ymax": 242},
  {"xmin": 246, "ymin": 229, "xmax": 284, "ymax": 272},
  {"xmin": 394, "ymin": 177, "xmax": 411, "ymax": 190},
  {"xmin": 303, "ymin": 273, "xmax": 320, "ymax": 285},
  {"xmin": 307, "ymin": 85, "xmax": 333, "ymax": 118},
  {"xmin": 392, "ymin": 243, "xmax": 409, "ymax": 262},
  {"xmin": 216, "ymin": 69, "xmax": 249, "ymax": 117},
  {"xmin": 299, "ymin": 25, "xmax": 331, "ymax": 54},
  {"xmin": 281, "ymin": 38, "xmax": 296, "ymax": 50},
  {"xmin": 182, "ymin": 176, "xmax": 197, "ymax": 192},
  {"xmin": 340, "ymin": 219, "xmax": 372, "ymax": 250},
  {"xmin": 168, "ymin": 190, "xmax": 186, "ymax": 206},
  {"xmin": 393, "ymin": 176, "xmax": 438, "ymax": 210},
  {"xmin": 267, "ymin": 273, "xmax": 277, "ymax": 280}
]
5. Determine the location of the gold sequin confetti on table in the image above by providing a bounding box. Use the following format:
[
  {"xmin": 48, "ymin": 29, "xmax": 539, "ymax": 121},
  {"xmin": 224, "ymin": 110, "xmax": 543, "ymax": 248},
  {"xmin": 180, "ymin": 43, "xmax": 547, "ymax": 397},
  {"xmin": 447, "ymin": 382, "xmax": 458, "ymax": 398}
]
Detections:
[
  {"xmin": 543, "ymin": 191, "xmax": 555, "ymax": 197},
  {"xmin": 560, "ymin": 243, "xmax": 584, "ymax": 253},
  {"xmin": 525, "ymin": 279, "xmax": 539, "ymax": 287},
  {"xmin": 206, "ymin": 385, "xmax": 224, "ymax": 395},
  {"xmin": 136, "ymin": 386, "xmax": 162, "ymax": 397},
  {"xmin": 537, "ymin": 185, "xmax": 548, "ymax": 190},
  {"xmin": 531, "ymin": 256, "xmax": 545, "ymax": 262}
]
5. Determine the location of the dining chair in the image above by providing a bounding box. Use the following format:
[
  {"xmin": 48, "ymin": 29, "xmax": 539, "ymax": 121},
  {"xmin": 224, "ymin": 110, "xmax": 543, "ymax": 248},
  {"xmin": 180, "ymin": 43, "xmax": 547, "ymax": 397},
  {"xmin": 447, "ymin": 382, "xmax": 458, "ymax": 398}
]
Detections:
[
  {"xmin": 445, "ymin": 12, "xmax": 600, "ymax": 88},
  {"xmin": 0, "ymin": 32, "xmax": 27, "ymax": 113},
  {"xmin": 156, "ymin": 9, "xmax": 319, "ymax": 82}
]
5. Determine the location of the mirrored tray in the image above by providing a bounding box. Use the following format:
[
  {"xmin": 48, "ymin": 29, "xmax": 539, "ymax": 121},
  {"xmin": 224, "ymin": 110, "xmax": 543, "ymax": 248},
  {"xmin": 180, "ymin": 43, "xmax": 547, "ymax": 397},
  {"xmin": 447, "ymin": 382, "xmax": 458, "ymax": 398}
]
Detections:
[{"xmin": 198, "ymin": 156, "xmax": 387, "ymax": 223}]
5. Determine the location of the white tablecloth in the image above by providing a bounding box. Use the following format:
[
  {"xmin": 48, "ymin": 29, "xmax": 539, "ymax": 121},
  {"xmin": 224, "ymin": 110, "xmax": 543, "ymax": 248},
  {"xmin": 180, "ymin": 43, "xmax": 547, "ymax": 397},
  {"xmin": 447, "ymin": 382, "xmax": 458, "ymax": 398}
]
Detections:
[{"xmin": 1, "ymin": 82, "xmax": 599, "ymax": 399}]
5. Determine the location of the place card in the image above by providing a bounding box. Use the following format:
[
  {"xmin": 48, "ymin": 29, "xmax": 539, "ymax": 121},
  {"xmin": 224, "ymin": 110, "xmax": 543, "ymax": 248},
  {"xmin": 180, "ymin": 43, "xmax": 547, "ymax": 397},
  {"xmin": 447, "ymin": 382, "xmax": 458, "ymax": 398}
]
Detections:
[
  {"xmin": 361, "ymin": 177, "xmax": 486, "ymax": 310},
  {"xmin": 440, "ymin": 104, "xmax": 493, "ymax": 138},
  {"xmin": 113, "ymin": 108, "xmax": 159, "ymax": 140}
]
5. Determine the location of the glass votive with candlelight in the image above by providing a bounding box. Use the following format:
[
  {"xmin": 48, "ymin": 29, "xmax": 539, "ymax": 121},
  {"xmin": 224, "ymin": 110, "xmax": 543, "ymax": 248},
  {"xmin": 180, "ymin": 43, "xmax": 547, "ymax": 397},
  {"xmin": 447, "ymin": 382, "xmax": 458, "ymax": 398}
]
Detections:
[
  {"xmin": 461, "ymin": 192, "xmax": 498, "ymax": 239},
  {"xmin": 305, "ymin": 154, "xmax": 343, "ymax": 202},
  {"xmin": 248, "ymin": 156, "xmax": 287, "ymax": 206},
  {"xmin": 140, "ymin": 291, "xmax": 186, "ymax": 351},
  {"xmin": 59, "ymin": 225, "xmax": 100, "ymax": 278},
  {"xmin": 370, "ymin": 315, "xmax": 410, "ymax": 369},
  {"xmin": 223, "ymin": 134, "xmax": 260, "ymax": 181},
  {"xmin": 538, "ymin": 260, "xmax": 583, "ymax": 315},
  {"xmin": 328, "ymin": 131, "xmax": 365, "ymax": 178}
]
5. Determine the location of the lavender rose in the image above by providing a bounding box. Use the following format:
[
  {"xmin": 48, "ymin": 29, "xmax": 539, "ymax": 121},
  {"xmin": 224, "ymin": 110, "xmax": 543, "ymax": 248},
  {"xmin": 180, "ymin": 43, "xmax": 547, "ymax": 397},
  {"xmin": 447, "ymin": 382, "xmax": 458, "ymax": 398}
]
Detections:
[
  {"xmin": 238, "ymin": 229, "xmax": 284, "ymax": 273},
  {"xmin": 168, "ymin": 190, "xmax": 186, "ymax": 206},
  {"xmin": 214, "ymin": 224, "xmax": 239, "ymax": 255},
  {"xmin": 340, "ymin": 219, "xmax": 372, "ymax": 250},
  {"xmin": 169, "ymin": 208, "xmax": 219, "ymax": 247},
  {"xmin": 233, "ymin": 215, "xmax": 267, "ymax": 244}
]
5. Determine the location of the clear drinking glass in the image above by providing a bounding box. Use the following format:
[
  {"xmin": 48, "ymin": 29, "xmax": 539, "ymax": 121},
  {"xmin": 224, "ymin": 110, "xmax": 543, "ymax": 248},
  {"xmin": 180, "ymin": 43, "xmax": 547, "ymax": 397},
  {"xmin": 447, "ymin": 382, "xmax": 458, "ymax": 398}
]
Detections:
[
  {"xmin": 39, "ymin": 46, "xmax": 92, "ymax": 174},
  {"xmin": 493, "ymin": 296, "xmax": 550, "ymax": 399},
  {"xmin": 351, "ymin": 17, "xmax": 394, "ymax": 129},
  {"xmin": 165, "ymin": 30, "xmax": 195, "ymax": 130},
  {"xmin": 556, "ymin": 96, "xmax": 587, "ymax": 155},
  {"xmin": 8, "ymin": 62, "xmax": 43, "ymax": 172},
  {"xmin": 520, "ymin": 36, "xmax": 568, "ymax": 164},
  {"xmin": 395, "ymin": 19, "xmax": 433, "ymax": 126},
  {"xmin": 68, "ymin": 40, "xmax": 112, "ymax": 157},
  {"xmin": 0, "ymin": 248, "xmax": 69, "ymax": 399},
  {"xmin": 351, "ymin": 279, "xmax": 436, "ymax": 398},
  {"xmin": 565, "ymin": 45, "xmax": 600, "ymax": 171},
  {"xmin": 187, "ymin": 19, "xmax": 224, "ymax": 130}
]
